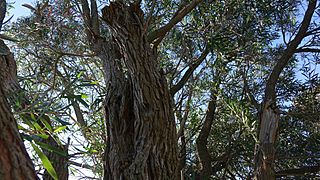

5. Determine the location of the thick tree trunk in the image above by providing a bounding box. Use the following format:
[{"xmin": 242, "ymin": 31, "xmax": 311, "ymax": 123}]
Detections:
[
  {"xmin": 0, "ymin": 43, "xmax": 38, "ymax": 180},
  {"xmin": 0, "ymin": 40, "xmax": 68, "ymax": 180},
  {"xmin": 99, "ymin": 2, "xmax": 179, "ymax": 179}
]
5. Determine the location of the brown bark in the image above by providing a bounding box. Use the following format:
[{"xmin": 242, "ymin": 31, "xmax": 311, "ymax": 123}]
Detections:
[
  {"xmin": 170, "ymin": 47, "xmax": 209, "ymax": 96},
  {"xmin": 42, "ymin": 137, "xmax": 68, "ymax": 180},
  {"xmin": 254, "ymin": 1, "xmax": 317, "ymax": 179},
  {"xmin": 99, "ymin": 2, "xmax": 179, "ymax": 179},
  {"xmin": 254, "ymin": 101, "xmax": 279, "ymax": 180},
  {"xmin": 0, "ymin": 44, "xmax": 38, "ymax": 180},
  {"xmin": 78, "ymin": 0, "xmax": 202, "ymax": 178},
  {"xmin": 196, "ymin": 96, "xmax": 217, "ymax": 178},
  {"xmin": 0, "ymin": 40, "xmax": 68, "ymax": 180},
  {"xmin": 276, "ymin": 165, "xmax": 320, "ymax": 177}
]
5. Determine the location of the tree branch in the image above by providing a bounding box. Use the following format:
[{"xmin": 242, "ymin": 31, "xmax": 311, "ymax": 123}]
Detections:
[
  {"xmin": 79, "ymin": 0, "xmax": 91, "ymax": 26},
  {"xmin": 295, "ymin": 47, "xmax": 320, "ymax": 53},
  {"xmin": 68, "ymin": 160, "xmax": 94, "ymax": 170},
  {"xmin": 0, "ymin": 0, "xmax": 6, "ymax": 31},
  {"xmin": 305, "ymin": 26, "xmax": 320, "ymax": 36},
  {"xmin": 242, "ymin": 71, "xmax": 260, "ymax": 110},
  {"xmin": 90, "ymin": 0, "xmax": 100, "ymax": 36},
  {"xmin": 147, "ymin": 0, "xmax": 203, "ymax": 43},
  {"xmin": 79, "ymin": 0, "xmax": 100, "ymax": 41},
  {"xmin": 170, "ymin": 46, "xmax": 209, "ymax": 95},
  {"xmin": 265, "ymin": 0, "xmax": 317, "ymax": 100},
  {"xmin": 196, "ymin": 93, "xmax": 218, "ymax": 177},
  {"xmin": 276, "ymin": 166, "xmax": 320, "ymax": 177}
]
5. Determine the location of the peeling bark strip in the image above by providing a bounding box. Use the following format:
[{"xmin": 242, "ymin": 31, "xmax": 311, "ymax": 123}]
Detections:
[
  {"xmin": 0, "ymin": 50, "xmax": 38, "ymax": 180},
  {"xmin": 101, "ymin": 2, "xmax": 179, "ymax": 179},
  {"xmin": 254, "ymin": 100, "xmax": 279, "ymax": 179}
]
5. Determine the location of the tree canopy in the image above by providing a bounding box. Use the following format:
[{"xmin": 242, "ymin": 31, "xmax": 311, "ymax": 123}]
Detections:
[{"xmin": 0, "ymin": 0, "xmax": 319, "ymax": 179}]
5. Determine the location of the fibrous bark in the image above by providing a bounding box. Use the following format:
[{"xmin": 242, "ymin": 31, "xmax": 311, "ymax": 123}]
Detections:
[
  {"xmin": 0, "ymin": 41, "xmax": 38, "ymax": 180},
  {"xmin": 78, "ymin": 0, "xmax": 203, "ymax": 178},
  {"xmin": 0, "ymin": 40, "xmax": 68, "ymax": 180},
  {"xmin": 99, "ymin": 2, "xmax": 179, "ymax": 179}
]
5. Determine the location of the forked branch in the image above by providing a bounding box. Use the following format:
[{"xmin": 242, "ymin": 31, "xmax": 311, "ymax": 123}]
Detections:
[{"xmin": 148, "ymin": 0, "xmax": 203, "ymax": 44}]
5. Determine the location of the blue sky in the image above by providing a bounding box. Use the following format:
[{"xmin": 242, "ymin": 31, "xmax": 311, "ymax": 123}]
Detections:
[{"xmin": 8, "ymin": 0, "xmax": 33, "ymax": 21}]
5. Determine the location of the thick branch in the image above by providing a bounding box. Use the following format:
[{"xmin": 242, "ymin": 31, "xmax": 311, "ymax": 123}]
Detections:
[
  {"xmin": 0, "ymin": 0, "xmax": 6, "ymax": 31},
  {"xmin": 170, "ymin": 47, "xmax": 209, "ymax": 95},
  {"xmin": 148, "ymin": 0, "xmax": 203, "ymax": 43},
  {"xmin": 72, "ymin": 101, "xmax": 86, "ymax": 127},
  {"xmin": 79, "ymin": 0, "xmax": 100, "ymax": 41},
  {"xmin": 196, "ymin": 94, "xmax": 217, "ymax": 177},
  {"xmin": 276, "ymin": 166, "xmax": 320, "ymax": 177},
  {"xmin": 90, "ymin": 0, "xmax": 100, "ymax": 36},
  {"xmin": 265, "ymin": 0, "xmax": 317, "ymax": 100},
  {"xmin": 242, "ymin": 71, "xmax": 260, "ymax": 110},
  {"xmin": 295, "ymin": 47, "xmax": 320, "ymax": 53}
]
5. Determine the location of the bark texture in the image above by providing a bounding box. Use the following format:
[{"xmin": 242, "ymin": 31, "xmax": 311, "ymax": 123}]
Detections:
[
  {"xmin": 254, "ymin": 0, "xmax": 317, "ymax": 179},
  {"xmin": 196, "ymin": 96, "xmax": 217, "ymax": 178},
  {"xmin": 0, "ymin": 40, "xmax": 68, "ymax": 180},
  {"xmin": 0, "ymin": 42, "xmax": 38, "ymax": 180},
  {"xmin": 100, "ymin": 2, "xmax": 179, "ymax": 179},
  {"xmin": 254, "ymin": 100, "xmax": 279, "ymax": 179}
]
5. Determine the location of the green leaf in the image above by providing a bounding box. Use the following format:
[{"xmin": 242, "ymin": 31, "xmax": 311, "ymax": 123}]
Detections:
[
  {"xmin": 76, "ymin": 97, "xmax": 90, "ymax": 108},
  {"xmin": 30, "ymin": 113, "xmax": 36, "ymax": 120},
  {"xmin": 90, "ymin": 80, "xmax": 99, "ymax": 85},
  {"xmin": 78, "ymin": 83, "xmax": 96, "ymax": 87},
  {"xmin": 17, "ymin": 124, "xmax": 25, "ymax": 130},
  {"xmin": 36, "ymin": 134, "xmax": 49, "ymax": 139},
  {"xmin": 54, "ymin": 126, "xmax": 67, "ymax": 133},
  {"xmin": 89, "ymin": 149, "xmax": 98, "ymax": 153},
  {"xmin": 53, "ymin": 117, "xmax": 71, "ymax": 126},
  {"xmin": 76, "ymin": 71, "xmax": 84, "ymax": 78},
  {"xmin": 35, "ymin": 141, "xmax": 68, "ymax": 157},
  {"xmin": 31, "ymin": 141, "xmax": 58, "ymax": 180},
  {"xmin": 21, "ymin": 133, "xmax": 33, "ymax": 141},
  {"xmin": 33, "ymin": 122, "xmax": 42, "ymax": 131},
  {"xmin": 40, "ymin": 117, "xmax": 53, "ymax": 132},
  {"xmin": 81, "ymin": 93, "xmax": 88, "ymax": 99}
]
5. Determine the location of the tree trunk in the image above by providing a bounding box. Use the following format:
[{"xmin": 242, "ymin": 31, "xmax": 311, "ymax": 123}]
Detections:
[
  {"xmin": 0, "ymin": 40, "xmax": 68, "ymax": 180},
  {"xmin": 97, "ymin": 2, "xmax": 178, "ymax": 180},
  {"xmin": 0, "ymin": 42, "xmax": 38, "ymax": 180},
  {"xmin": 99, "ymin": 2, "xmax": 179, "ymax": 179},
  {"xmin": 254, "ymin": 100, "xmax": 279, "ymax": 180},
  {"xmin": 41, "ymin": 136, "xmax": 69, "ymax": 180},
  {"xmin": 253, "ymin": 1, "xmax": 317, "ymax": 178}
]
